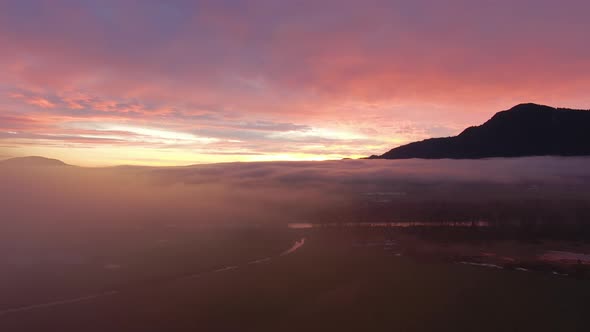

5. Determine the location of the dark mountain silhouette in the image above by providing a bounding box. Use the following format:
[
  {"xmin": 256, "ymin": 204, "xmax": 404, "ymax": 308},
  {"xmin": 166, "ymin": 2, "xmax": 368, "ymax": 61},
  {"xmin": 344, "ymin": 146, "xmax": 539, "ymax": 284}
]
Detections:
[
  {"xmin": 372, "ymin": 103, "xmax": 590, "ymax": 159},
  {"xmin": 0, "ymin": 156, "xmax": 70, "ymax": 167}
]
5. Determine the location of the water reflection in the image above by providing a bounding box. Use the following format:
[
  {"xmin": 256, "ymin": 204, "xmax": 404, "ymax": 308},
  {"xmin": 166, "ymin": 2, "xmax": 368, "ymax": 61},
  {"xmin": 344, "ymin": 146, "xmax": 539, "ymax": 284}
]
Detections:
[
  {"xmin": 540, "ymin": 251, "xmax": 590, "ymax": 264},
  {"xmin": 288, "ymin": 221, "xmax": 489, "ymax": 229}
]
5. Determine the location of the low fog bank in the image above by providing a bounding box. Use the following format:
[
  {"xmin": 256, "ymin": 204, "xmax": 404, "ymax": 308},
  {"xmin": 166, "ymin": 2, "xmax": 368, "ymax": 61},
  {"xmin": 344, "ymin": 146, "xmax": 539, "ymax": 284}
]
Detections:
[
  {"xmin": 2, "ymin": 157, "xmax": 590, "ymax": 237},
  {"xmin": 154, "ymin": 157, "xmax": 590, "ymax": 186}
]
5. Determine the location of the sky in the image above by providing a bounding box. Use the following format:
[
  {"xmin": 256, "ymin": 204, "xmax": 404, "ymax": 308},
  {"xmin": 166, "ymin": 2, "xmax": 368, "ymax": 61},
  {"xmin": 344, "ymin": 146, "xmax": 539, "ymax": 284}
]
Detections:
[{"xmin": 1, "ymin": 0, "xmax": 590, "ymax": 166}]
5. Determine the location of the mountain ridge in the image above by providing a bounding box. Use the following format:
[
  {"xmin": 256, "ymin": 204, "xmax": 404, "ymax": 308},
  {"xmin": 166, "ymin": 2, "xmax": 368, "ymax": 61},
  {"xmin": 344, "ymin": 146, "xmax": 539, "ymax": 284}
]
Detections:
[
  {"xmin": 373, "ymin": 103, "xmax": 590, "ymax": 159},
  {"xmin": 0, "ymin": 156, "xmax": 70, "ymax": 167}
]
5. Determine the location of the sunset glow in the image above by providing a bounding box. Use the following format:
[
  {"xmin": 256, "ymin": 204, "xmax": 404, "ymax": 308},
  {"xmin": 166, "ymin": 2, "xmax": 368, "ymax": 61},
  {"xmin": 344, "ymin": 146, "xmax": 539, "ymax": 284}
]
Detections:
[{"xmin": 1, "ymin": 0, "xmax": 590, "ymax": 165}]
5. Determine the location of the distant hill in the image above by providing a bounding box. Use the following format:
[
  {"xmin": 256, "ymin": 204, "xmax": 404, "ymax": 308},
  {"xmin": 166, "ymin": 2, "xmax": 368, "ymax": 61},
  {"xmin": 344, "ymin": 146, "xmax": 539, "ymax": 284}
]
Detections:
[
  {"xmin": 0, "ymin": 156, "xmax": 69, "ymax": 167},
  {"xmin": 373, "ymin": 103, "xmax": 590, "ymax": 159}
]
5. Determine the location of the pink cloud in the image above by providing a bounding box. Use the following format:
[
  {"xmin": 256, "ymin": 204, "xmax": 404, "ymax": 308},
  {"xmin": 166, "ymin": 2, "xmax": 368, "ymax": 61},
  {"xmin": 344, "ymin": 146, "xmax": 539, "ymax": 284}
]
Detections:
[{"xmin": 1, "ymin": 0, "xmax": 590, "ymax": 164}]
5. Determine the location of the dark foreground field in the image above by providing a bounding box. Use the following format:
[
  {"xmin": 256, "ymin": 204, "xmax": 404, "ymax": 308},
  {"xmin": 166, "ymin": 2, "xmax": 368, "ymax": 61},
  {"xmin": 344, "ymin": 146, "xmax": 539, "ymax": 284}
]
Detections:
[{"xmin": 1, "ymin": 227, "xmax": 589, "ymax": 332}]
